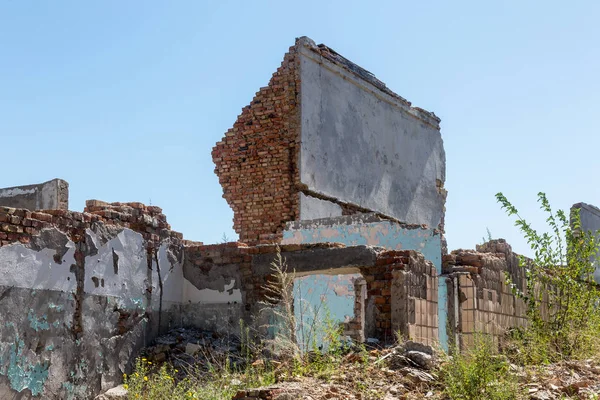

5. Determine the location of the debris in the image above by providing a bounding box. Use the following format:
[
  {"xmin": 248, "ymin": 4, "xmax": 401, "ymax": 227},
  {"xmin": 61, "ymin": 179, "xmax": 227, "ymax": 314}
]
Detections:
[
  {"xmin": 94, "ymin": 384, "xmax": 127, "ymax": 400},
  {"xmin": 136, "ymin": 329, "xmax": 600, "ymax": 400}
]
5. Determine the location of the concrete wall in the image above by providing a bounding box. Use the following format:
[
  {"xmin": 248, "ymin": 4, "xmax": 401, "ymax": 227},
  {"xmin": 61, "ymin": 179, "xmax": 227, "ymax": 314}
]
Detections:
[
  {"xmin": 572, "ymin": 202, "xmax": 600, "ymax": 283},
  {"xmin": 0, "ymin": 226, "xmax": 183, "ymax": 399},
  {"xmin": 281, "ymin": 214, "xmax": 448, "ymax": 349},
  {"xmin": 0, "ymin": 179, "xmax": 69, "ymax": 211},
  {"xmin": 181, "ymin": 246, "xmax": 244, "ymax": 333},
  {"xmin": 299, "ymin": 193, "xmax": 342, "ymax": 221},
  {"xmin": 297, "ymin": 38, "xmax": 446, "ymax": 230},
  {"xmin": 0, "ymin": 211, "xmax": 255, "ymax": 399}
]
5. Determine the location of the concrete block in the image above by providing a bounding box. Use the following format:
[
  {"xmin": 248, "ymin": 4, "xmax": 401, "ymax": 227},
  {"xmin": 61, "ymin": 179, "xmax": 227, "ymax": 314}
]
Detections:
[{"xmin": 0, "ymin": 179, "xmax": 68, "ymax": 211}]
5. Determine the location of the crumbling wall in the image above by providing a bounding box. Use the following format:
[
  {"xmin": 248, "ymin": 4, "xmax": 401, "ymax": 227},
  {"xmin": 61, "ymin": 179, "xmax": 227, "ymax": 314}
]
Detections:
[
  {"xmin": 182, "ymin": 243, "xmax": 245, "ymax": 333},
  {"xmin": 182, "ymin": 242, "xmax": 437, "ymax": 343},
  {"xmin": 391, "ymin": 253, "xmax": 439, "ymax": 347},
  {"xmin": 0, "ymin": 179, "xmax": 69, "ymax": 211},
  {"xmin": 0, "ymin": 200, "xmax": 191, "ymax": 399},
  {"xmin": 0, "ymin": 196, "xmax": 440, "ymax": 399},
  {"xmin": 211, "ymin": 42, "xmax": 302, "ymax": 245},
  {"xmin": 444, "ymin": 240, "xmax": 528, "ymax": 348},
  {"xmin": 282, "ymin": 213, "xmax": 448, "ymax": 347},
  {"xmin": 213, "ymin": 36, "xmax": 447, "ymax": 245},
  {"xmin": 282, "ymin": 214, "xmax": 442, "ymax": 269},
  {"xmin": 296, "ymin": 37, "xmax": 446, "ymax": 231}
]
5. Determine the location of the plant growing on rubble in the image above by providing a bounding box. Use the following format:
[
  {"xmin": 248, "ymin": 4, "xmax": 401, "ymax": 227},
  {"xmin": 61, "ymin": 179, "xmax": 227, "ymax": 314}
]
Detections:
[
  {"xmin": 496, "ymin": 192, "xmax": 600, "ymax": 359},
  {"xmin": 123, "ymin": 356, "xmax": 275, "ymax": 400},
  {"xmin": 260, "ymin": 246, "xmax": 301, "ymax": 358},
  {"xmin": 259, "ymin": 247, "xmax": 353, "ymax": 379},
  {"xmin": 124, "ymin": 358, "xmax": 195, "ymax": 399},
  {"xmin": 441, "ymin": 334, "xmax": 522, "ymax": 400},
  {"xmin": 481, "ymin": 227, "xmax": 494, "ymax": 244}
]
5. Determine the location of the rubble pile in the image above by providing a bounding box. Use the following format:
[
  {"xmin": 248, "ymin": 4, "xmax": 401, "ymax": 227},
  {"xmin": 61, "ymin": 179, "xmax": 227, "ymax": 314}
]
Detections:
[
  {"xmin": 141, "ymin": 327, "xmax": 245, "ymax": 373},
  {"xmin": 97, "ymin": 328, "xmax": 600, "ymax": 399},
  {"xmin": 519, "ymin": 360, "xmax": 600, "ymax": 400}
]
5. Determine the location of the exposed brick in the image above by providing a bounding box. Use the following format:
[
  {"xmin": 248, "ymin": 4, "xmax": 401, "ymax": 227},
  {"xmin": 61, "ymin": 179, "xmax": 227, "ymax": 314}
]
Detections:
[{"xmin": 212, "ymin": 44, "xmax": 301, "ymax": 245}]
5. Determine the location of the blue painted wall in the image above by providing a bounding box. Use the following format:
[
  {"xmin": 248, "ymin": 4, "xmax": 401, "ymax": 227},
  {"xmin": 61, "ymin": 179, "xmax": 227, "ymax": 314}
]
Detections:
[
  {"xmin": 293, "ymin": 274, "xmax": 360, "ymax": 351},
  {"xmin": 283, "ymin": 218, "xmax": 449, "ymax": 350}
]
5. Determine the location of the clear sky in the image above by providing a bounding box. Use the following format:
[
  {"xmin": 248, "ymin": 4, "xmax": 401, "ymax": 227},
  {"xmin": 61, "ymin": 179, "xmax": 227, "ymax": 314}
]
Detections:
[{"xmin": 2, "ymin": 1, "xmax": 599, "ymax": 255}]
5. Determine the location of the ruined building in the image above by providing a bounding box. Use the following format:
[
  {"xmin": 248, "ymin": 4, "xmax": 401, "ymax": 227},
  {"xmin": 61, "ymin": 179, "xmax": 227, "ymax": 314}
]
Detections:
[{"xmin": 0, "ymin": 37, "xmax": 598, "ymax": 399}]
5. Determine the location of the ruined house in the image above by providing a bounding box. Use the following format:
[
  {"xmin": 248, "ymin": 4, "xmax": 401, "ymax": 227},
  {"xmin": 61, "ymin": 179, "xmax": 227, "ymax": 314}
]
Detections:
[{"xmin": 0, "ymin": 36, "xmax": 597, "ymax": 399}]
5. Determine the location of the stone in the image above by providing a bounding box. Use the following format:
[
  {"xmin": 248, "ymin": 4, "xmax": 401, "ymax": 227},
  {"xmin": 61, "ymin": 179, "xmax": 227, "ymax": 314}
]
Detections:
[
  {"xmin": 402, "ymin": 340, "xmax": 433, "ymax": 355},
  {"xmin": 185, "ymin": 342, "xmax": 201, "ymax": 355},
  {"xmin": 94, "ymin": 384, "xmax": 128, "ymax": 400},
  {"xmin": 404, "ymin": 351, "xmax": 434, "ymax": 370}
]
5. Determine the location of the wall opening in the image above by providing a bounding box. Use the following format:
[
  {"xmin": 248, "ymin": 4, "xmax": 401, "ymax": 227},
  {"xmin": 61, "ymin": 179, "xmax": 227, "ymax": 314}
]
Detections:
[{"xmin": 291, "ymin": 268, "xmax": 365, "ymax": 352}]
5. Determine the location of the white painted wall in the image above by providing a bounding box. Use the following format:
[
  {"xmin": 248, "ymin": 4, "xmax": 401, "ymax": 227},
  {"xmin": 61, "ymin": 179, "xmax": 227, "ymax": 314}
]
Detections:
[
  {"xmin": 0, "ymin": 242, "xmax": 76, "ymax": 293},
  {"xmin": 182, "ymin": 279, "xmax": 242, "ymax": 304},
  {"xmin": 84, "ymin": 229, "xmax": 151, "ymax": 310}
]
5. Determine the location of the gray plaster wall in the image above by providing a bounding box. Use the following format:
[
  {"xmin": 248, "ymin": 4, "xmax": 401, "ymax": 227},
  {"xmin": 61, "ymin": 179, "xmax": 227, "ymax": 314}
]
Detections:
[
  {"xmin": 572, "ymin": 202, "xmax": 600, "ymax": 283},
  {"xmin": 297, "ymin": 40, "xmax": 446, "ymax": 229},
  {"xmin": 0, "ymin": 179, "xmax": 69, "ymax": 211},
  {"xmin": 181, "ymin": 259, "xmax": 244, "ymax": 334},
  {"xmin": 299, "ymin": 192, "xmax": 343, "ymax": 220},
  {"xmin": 0, "ymin": 225, "xmax": 187, "ymax": 399}
]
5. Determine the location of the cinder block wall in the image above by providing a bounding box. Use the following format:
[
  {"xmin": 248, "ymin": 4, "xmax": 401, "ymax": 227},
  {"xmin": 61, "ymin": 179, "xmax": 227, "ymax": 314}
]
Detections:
[
  {"xmin": 444, "ymin": 240, "xmax": 530, "ymax": 348},
  {"xmin": 391, "ymin": 253, "xmax": 439, "ymax": 346}
]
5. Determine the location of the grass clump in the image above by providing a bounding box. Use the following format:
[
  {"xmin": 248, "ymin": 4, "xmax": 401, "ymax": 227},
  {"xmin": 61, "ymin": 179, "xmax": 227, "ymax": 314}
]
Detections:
[
  {"xmin": 441, "ymin": 334, "xmax": 522, "ymax": 400},
  {"xmin": 123, "ymin": 357, "xmax": 275, "ymax": 400}
]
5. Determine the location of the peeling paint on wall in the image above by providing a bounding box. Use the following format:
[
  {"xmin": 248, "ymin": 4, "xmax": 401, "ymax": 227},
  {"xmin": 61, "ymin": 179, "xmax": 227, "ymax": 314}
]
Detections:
[
  {"xmin": 283, "ymin": 219, "xmax": 441, "ymax": 267},
  {"xmin": 0, "ymin": 241, "xmax": 77, "ymax": 292},
  {"xmin": 283, "ymin": 217, "xmax": 449, "ymax": 350},
  {"xmin": 27, "ymin": 310, "xmax": 50, "ymax": 331},
  {"xmin": 0, "ymin": 224, "xmax": 189, "ymax": 398},
  {"xmin": 84, "ymin": 229, "xmax": 150, "ymax": 311},
  {"xmin": 183, "ymin": 279, "xmax": 242, "ymax": 304},
  {"xmin": 1, "ymin": 337, "xmax": 49, "ymax": 396},
  {"xmin": 294, "ymin": 273, "xmax": 361, "ymax": 350}
]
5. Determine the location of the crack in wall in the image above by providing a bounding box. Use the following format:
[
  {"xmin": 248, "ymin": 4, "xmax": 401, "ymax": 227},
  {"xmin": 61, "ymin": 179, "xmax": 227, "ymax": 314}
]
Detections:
[
  {"xmin": 70, "ymin": 241, "xmax": 86, "ymax": 339},
  {"xmin": 111, "ymin": 248, "xmax": 119, "ymax": 275},
  {"xmin": 298, "ymin": 188, "xmax": 439, "ymax": 230},
  {"xmin": 0, "ymin": 286, "xmax": 12, "ymax": 303},
  {"xmin": 153, "ymin": 248, "xmax": 164, "ymax": 331}
]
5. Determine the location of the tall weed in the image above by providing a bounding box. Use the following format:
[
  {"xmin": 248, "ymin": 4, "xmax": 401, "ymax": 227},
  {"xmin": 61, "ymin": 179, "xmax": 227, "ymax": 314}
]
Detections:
[
  {"xmin": 441, "ymin": 334, "xmax": 522, "ymax": 400},
  {"xmin": 497, "ymin": 192, "xmax": 600, "ymax": 360}
]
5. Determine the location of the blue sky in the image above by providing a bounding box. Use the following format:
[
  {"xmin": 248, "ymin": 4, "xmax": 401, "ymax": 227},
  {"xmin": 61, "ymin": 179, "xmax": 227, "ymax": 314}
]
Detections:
[{"xmin": 1, "ymin": 1, "xmax": 599, "ymax": 255}]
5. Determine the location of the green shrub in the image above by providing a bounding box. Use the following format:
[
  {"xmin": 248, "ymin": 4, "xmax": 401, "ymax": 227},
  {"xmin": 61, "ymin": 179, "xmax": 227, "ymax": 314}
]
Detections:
[
  {"xmin": 441, "ymin": 334, "xmax": 521, "ymax": 400},
  {"xmin": 497, "ymin": 192, "xmax": 600, "ymax": 360},
  {"xmin": 123, "ymin": 357, "xmax": 274, "ymax": 400}
]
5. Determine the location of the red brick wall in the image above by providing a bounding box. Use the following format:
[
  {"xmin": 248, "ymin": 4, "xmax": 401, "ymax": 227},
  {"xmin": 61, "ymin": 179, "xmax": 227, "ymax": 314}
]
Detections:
[
  {"xmin": 0, "ymin": 199, "xmax": 189, "ymax": 249},
  {"xmin": 212, "ymin": 43, "xmax": 302, "ymax": 245}
]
